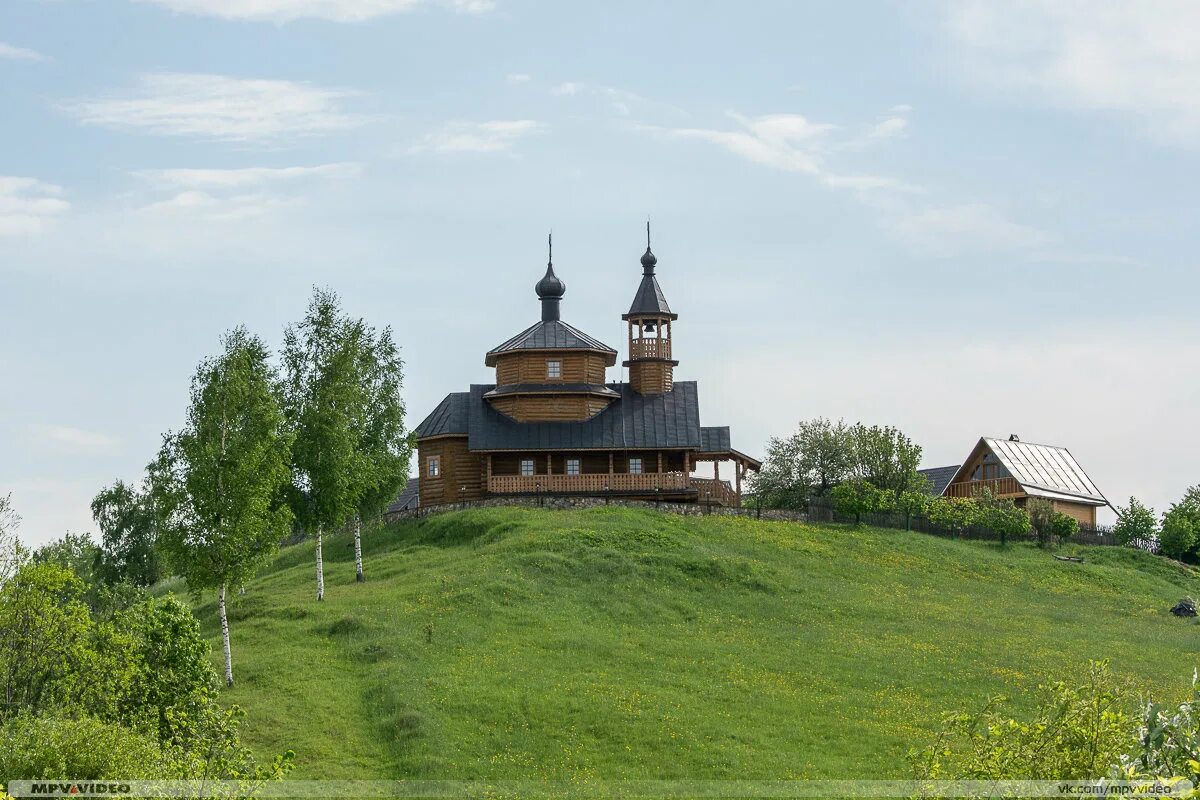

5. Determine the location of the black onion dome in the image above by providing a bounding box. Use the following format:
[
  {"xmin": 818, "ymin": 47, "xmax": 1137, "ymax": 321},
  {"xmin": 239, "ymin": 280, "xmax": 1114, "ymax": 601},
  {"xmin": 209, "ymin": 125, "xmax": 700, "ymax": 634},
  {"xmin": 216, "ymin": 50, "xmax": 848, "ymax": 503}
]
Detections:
[
  {"xmin": 640, "ymin": 247, "xmax": 657, "ymax": 273},
  {"xmin": 535, "ymin": 263, "xmax": 565, "ymax": 299}
]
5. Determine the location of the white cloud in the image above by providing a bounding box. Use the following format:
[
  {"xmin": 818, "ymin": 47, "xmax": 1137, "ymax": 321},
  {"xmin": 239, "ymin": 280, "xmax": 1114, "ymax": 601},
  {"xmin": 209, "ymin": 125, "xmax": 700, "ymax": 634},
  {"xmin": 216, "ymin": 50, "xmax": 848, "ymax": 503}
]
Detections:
[
  {"xmin": 29, "ymin": 425, "xmax": 120, "ymax": 455},
  {"xmin": 133, "ymin": 162, "xmax": 361, "ymax": 221},
  {"xmin": 132, "ymin": 0, "xmax": 492, "ymax": 22},
  {"xmin": 883, "ymin": 202, "xmax": 1052, "ymax": 258},
  {"xmin": 867, "ymin": 115, "xmax": 907, "ymax": 140},
  {"xmin": 942, "ymin": 0, "xmax": 1200, "ymax": 145},
  {"xmin": 407, "ymin": 119, "xmax": 542, "ymax": 155},
  {"xmin": 0, "ymin": 177, "xmax": 70, "ymax": 236},
  {"xmin": 550, "ymin": 81, "xmax": 584, "ymax": 97},
  {"xmin": 0, "ymin": 42, "xmax": 47, "ymax": 62},
  {"xmin": 505, "ymin": 73, "xmax": 531, "ymax": 85},
  {"xmin": 61, "ymin": 73, "xmax": 365, "ymax": 143}
]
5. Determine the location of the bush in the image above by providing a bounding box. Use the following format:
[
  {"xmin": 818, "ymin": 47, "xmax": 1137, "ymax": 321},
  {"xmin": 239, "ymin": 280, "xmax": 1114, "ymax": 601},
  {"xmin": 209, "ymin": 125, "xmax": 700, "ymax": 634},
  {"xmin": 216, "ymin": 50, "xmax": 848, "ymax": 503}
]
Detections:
[
  {"xmin": 975, "ymin": 489, "xmax": 1031, "ymax": 547},
  {"xmin": 1028, "ymin": 499, "xmax": 1077, "ymax": 548},
  {"xmin": 1158, "ymin": 507, "xmax": 1196, "ymax": 561},
  {"xmin": 910, "ymin": 661, "xmax": 1135, "ymax": 780},
  {"xmin": 1115, "ymin": 668, "xmax": 1200, "ymax": 784},
  {"xmin": 925, "ymin": 497, "xmax": 980, "ymax": 534},
  {"xmin": 1113, "ymin": 498, "xmax": 1158, "ymax": 548},
  {"xmin": 0, "ymin": 713, "xmax": 179, "ymax": 781},
  {"xmin": 832, "ymin": 479, "xmax": 892, "ymax": 523}
]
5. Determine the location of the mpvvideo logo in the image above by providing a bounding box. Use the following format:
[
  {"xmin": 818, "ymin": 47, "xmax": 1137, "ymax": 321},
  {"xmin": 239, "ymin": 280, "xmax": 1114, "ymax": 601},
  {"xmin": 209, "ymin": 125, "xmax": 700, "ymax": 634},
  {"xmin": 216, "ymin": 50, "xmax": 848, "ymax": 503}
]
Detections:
[{"xmin": 27, "ymin": 784, "xmax": 132, "ymax": 796}]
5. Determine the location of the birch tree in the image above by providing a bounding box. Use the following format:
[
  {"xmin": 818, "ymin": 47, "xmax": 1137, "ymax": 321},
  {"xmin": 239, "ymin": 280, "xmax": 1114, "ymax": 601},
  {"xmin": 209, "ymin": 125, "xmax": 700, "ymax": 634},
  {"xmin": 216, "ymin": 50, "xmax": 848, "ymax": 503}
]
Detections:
[
  {"xmin": 282, "ymin": 289, "xmax": 371, "ymax": 599},
  {"xmin": 0, "ymin": 493, "xmax": 25, "ymax": 588},
  {"xmin": 351, "ymin": 325, "xmax": 412, "ymax": 582},
  {"xmin": 151, "ymin": 327, "xmax": 293, "ymax": 687}
]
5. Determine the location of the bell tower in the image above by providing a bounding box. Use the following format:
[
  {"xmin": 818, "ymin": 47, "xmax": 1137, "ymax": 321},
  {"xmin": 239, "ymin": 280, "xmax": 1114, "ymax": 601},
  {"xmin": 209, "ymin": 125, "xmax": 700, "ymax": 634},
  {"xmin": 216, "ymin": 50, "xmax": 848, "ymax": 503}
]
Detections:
[{"xmin": 623, "ymin": 223, "xmax": 678, "ymax": 395}]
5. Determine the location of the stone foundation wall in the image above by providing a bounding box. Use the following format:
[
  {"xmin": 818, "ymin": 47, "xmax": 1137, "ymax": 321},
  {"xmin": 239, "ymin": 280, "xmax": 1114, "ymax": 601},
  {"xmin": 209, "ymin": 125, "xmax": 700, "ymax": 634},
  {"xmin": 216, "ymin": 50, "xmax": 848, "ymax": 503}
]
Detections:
[{"xmin": 384, "ymin": 496, "xmax": 808, "ymax": 525}]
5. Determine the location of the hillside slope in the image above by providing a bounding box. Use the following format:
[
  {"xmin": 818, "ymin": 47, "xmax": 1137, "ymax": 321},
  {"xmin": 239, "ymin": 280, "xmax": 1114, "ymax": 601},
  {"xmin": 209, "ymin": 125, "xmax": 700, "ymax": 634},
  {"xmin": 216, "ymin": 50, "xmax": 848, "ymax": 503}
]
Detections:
[{"xmin": 191, "ymin": 507, "xmax": 1200, "ymax": 778}]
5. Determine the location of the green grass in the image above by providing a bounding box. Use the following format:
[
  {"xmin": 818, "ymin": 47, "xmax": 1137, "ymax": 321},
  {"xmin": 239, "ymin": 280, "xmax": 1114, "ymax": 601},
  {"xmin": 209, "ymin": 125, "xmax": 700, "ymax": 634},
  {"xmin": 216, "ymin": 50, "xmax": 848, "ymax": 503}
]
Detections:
[{"xmin": 184, "ymin": 506, "xmax": 1200, "ymax": 779}]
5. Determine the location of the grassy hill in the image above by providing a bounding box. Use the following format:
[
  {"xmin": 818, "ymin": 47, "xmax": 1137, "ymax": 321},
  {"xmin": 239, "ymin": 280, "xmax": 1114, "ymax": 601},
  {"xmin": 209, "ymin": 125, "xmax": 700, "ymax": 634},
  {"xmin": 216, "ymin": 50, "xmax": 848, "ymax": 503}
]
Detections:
[{"xmin": 184, "ymin": 506, "xmax": 1200, "ymax": 779}]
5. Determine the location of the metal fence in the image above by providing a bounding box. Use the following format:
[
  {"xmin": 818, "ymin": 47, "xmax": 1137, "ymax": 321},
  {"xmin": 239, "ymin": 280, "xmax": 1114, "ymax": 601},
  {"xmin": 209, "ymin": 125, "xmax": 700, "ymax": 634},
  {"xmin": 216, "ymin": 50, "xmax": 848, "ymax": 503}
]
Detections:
[{"xmin": 805, "ymin": 497, "xmax": 1157, "ymax": 552}]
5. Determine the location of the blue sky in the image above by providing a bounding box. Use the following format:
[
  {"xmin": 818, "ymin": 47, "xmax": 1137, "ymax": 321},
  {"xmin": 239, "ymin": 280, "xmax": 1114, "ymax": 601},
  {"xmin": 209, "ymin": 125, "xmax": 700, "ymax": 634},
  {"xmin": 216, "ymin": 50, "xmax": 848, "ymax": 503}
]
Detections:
[{"xmin": 2, "ymin": 0, "xmax": 1198, "ymax": 545}]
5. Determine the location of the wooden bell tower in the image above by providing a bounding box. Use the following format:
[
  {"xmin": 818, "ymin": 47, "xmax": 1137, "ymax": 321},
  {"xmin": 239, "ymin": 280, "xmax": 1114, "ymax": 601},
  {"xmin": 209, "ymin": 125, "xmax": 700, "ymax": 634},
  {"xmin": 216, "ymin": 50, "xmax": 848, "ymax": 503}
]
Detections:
[{"xmin": 623, "ymin": 224, "xmax": 679, "ymax": 395}]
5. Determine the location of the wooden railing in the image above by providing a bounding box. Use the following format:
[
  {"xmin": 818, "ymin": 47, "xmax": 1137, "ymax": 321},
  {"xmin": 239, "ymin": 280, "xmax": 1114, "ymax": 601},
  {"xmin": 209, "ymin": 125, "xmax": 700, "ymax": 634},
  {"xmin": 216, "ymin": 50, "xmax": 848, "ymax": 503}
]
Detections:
[
  {"xmin": 629, "ymin": 338, "xmax": 671, "ymax": 360},
  {"xmin": 944, "ymin": 476, "xmax": 1022, "ymax": 498},
  {"xmin": 488, "ymin": 472, "xmax": 689, "ymax": 494},
  {"xmin": 690, "ymin": 477, "xmax": 741, "ymax": 507}
]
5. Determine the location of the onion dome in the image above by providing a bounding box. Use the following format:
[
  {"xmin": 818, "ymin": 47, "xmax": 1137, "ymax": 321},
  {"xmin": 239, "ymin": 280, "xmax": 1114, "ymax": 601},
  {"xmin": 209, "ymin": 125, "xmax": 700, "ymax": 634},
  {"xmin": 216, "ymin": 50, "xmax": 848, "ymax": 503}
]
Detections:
[
  {"xmin": 640, "ymin": 246, "xmax": 657, "ymax": 273},
  {"xmin": 535, "ymin": 233, "xmax": 565, "ymax": 321}
]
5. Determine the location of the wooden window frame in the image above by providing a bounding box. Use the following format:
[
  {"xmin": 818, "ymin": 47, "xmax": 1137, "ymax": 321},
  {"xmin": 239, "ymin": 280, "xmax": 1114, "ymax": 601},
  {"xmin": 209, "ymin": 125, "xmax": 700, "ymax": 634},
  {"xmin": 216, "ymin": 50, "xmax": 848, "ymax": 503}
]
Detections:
[
  {"xmin": 546, "ymin": 360, "xmax": 562, "ymax": 379},
  {"xmin": 566, "ymin": 458, "xmax": 581, "ymax": 476},
  {"xmin": 628, "ymin": 457, "xmax": 643, "ymax": 475},
  {"xmin": 520, "ymin": 458, "xmax": 536, "ymax": 476},
  {"xmin": 427, "ymin": 456, "xmax": 440, "ymax": 478}
]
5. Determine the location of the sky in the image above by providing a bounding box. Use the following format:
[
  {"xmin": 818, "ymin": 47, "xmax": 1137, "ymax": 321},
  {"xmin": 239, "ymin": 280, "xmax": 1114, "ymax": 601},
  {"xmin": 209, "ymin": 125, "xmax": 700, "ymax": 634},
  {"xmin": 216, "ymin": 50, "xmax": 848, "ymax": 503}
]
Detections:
[{"xmin": 2, "ymin": 0, "xmax": 1198, "ymax": 546}]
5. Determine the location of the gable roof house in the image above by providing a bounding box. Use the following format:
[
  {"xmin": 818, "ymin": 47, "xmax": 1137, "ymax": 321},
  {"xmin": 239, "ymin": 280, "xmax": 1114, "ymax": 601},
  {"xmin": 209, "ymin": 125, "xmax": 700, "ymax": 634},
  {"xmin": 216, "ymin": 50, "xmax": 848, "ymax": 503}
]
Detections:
[
  {"xmin": 918, "ymin": 435, "xmax": 1112, "ymax": 527},
  {"xmin": 412, "ymin": 230, "xmax": 760, "ymax": 509}
]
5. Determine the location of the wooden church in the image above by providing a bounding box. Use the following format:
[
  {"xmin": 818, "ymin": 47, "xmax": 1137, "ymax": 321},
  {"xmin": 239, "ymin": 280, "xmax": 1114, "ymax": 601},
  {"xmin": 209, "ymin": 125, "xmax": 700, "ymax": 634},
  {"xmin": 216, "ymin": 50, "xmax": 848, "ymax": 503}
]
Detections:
[{"xmin": 413, "ymin": 230, "xmax": 761, "ymax": 508}]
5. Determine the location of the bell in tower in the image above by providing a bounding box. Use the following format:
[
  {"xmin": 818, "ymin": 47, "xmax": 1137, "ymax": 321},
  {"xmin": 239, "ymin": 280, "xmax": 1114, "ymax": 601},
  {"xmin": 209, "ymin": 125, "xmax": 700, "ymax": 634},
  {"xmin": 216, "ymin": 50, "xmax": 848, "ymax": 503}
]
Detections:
[{"xmin": 622, "ymin": 223, "xmax": 679, "ymax": 395}]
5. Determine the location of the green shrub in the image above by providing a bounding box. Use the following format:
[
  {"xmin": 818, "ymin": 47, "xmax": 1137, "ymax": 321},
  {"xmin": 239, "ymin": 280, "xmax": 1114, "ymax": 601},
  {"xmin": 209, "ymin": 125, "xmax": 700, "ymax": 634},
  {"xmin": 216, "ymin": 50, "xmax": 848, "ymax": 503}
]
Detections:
[
  {"xmin": 1159, "ymin": 508, "xmax": 1197, "ymax": 561},
  {"xmin": 1115, "ymin": 668, "xmax": 1200, "ymax": 784},
  {"xmin": 975, "ymin": 489, "xmax": 1031, "ymax": 547},
  {"xmin": 925, "ymin": 497, "xmax": 980, "ymax": 534},
  {"xmin": 832, "ymin": 479, "xmax": 892, "ymax": 524},
  {"xmin": 1113, "ymin": 498, "xmax": 1158, "ymax": 548},
  {"xmin": 910, "ymin": 660, "xmax": 1135, "ymax": 780}
]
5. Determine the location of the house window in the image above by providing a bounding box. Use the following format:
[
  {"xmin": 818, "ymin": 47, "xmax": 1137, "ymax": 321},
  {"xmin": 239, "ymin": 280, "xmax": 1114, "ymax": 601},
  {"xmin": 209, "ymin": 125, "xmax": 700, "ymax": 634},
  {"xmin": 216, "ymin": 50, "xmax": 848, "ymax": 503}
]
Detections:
[
  {"xmin": 628, "ymin": 457, "xmax": 643, "ymax": 474},
  {"xmin": 427, "ymin": 456, "xmax": 440, "ymax": 478},
  {"xmin": 520, "ymin": 459, "xmax": 535, "ymax": 476},
  {"xmin": 566, "ymin": 458, "xmax": 581, "ymax": 476},
  {"xmin": 547, "ymin": 360, "xmax": 561, "ymax": 379}
]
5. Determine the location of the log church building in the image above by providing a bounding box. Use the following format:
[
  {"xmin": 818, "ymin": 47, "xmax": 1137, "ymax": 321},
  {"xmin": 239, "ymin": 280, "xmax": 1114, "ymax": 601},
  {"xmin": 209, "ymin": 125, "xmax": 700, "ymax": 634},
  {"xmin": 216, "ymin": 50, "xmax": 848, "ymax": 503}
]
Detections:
[{"xmin": 411, "ymin": 230, "xmax": 761, "ymax": 509}]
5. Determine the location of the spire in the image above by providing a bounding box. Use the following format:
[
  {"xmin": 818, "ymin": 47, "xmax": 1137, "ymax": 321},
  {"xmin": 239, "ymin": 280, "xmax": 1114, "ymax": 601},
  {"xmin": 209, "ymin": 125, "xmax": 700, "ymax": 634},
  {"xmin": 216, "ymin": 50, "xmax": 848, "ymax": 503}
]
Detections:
[
  {"xmin": 534, "ymin": 231, "xmax": 566, "ymax": 322},
  {"xmin": 641, "ymin": 219, "xmax": 657, "ymax": 274}
]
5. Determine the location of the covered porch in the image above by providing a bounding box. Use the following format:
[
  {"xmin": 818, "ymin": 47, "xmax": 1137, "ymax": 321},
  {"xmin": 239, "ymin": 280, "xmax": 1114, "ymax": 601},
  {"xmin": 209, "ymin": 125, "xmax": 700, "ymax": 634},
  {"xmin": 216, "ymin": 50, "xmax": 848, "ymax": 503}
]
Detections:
[{"xmin": 481, "ymin": 448, "xmax": 759, "ymax": 506}]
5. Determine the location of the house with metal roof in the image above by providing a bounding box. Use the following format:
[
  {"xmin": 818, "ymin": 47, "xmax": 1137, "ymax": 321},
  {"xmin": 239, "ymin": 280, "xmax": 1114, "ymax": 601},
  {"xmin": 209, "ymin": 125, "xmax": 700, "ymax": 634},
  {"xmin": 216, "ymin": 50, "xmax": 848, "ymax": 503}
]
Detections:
[
  {"xmin": 920, "ymin": 435, "xmax": 1111, "ymax": 526},
  {"xmin": 412, "ymin": 228, "xmax": 761, "ymax": 508}
]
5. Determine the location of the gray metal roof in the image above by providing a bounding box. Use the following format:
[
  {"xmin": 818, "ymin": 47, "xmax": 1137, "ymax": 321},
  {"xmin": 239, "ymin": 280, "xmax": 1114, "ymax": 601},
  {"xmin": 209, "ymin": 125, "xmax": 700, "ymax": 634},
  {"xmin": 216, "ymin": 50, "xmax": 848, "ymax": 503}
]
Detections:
[
  {"xmin": 700, "ymin": 426, "xmax": 731, "ymax": 453},
  {"xmin": 387, "ymin": 478, "xmax": 420, "ymax": 512},
  {"xmin": 944, "ymin": 437, "xmax": 1108, "ymax": 506},
  {"xmin": 917, "ymin": 465, "xmax": 960, "ymax": 496},
  {"xmin": 983, "ymin": 437, "xmax": 1107, "ymax": 504},
  {"xmin": 624, "ymin": 274, "xmax": 675, "ymax": 319},
  {"xmin": 485, "ymin": 320, "xmax": 616, "ymax": 365}
]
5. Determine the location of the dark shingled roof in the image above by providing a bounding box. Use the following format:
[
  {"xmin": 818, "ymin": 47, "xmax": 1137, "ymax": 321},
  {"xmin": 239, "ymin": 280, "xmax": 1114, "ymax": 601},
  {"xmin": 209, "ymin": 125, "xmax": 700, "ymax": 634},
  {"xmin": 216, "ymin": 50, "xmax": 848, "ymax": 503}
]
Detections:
[
  {"xmin": 917, "ymin": 465, "xmax": 961, "ymax": 496},
  {"xmin": 485, "ymin": 320, "xmax": 616, "ymax": 365},
  {"xmin": 469, "ymin": 381, "xmax": 701, "ymax": 451},
  {"xmin": 413, "ymin": 381, "xmax": 705, "ymax": 451},
  {"xmin": 387, "ymin": 478, "xmax": 420, "ymax": 513},
  {"xmin": 624, "ymin": 275, "xmax": 675, "ymax": 319},
  {"xmin": 699, "ymin": 426, "xmax": 731, "ymax": 453},
  {"xmin": 412, "ymin": 392, "xmax": 471, "ymax": 438}
]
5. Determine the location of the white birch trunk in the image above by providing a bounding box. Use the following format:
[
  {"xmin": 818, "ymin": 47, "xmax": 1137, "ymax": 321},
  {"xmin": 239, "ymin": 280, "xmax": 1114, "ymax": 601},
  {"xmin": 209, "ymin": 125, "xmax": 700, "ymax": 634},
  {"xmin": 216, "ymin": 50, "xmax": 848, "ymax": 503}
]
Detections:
[
  {"xmin": 315, "ymin": 526, "xmax": 325, "ymax": 601},
  {"xmin": 219, "ymin": 584, "xmax": 233, "ymax": 687},
  {"xmin": 354, "ymin": 515, "xmax": 365, "ymax": 583}
]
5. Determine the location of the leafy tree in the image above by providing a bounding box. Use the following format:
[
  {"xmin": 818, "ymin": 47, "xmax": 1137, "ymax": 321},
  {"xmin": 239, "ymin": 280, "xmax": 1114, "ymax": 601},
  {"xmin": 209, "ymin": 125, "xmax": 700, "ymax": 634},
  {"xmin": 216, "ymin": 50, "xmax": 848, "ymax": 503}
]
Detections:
[
  {"xmin": 896, "ymin": 489, "xmax": 930, "ymax": 531},
  {"xmin": 1028, "ymin": 498, "xmax": 1077, "ymax": 548},
  {"xmin": 849, "ymin": 423, "xmax": 925, "ymax": 499},
  {"xmin": 926, "ymin": 497, "xmax": 980, "ymax": 535},
  {"xmin": 1160, "ymin": 485, "xmax": 1200, "ymax": 561},
  {"xmin": 152, "ymin": 327, "xmax": 294, "ymax": 686},
  {"xmin": 0, "ymin": 713, "xmax": 181, "ymax": 781},
  {"xmin": 976, "ymin": 489, "xmax": 1031, "ymax": 547},
  {"xmin": 91, "ymin": 480, "xmax": 164, "ymax": 588},
  {"xmin": 32, "ymin": 532, "xmax": 100, "ymax": 587},
  {"xmin": 751, "ymin": 417, "xmax": 853, "ymax": 509},
  {"xmin": 1158, "ymin": 505, "xmax": 1197, "ymax": 562},
  {"xmin": 0, "ymin": 562, "xmax": 95, "ymax": 718},
  {"xmin": 283, "ymin": 289, "xmax": 375, "ymax": 596},
  {"xmin": 349, "ymin": 325, "xmax": 410, "ymax": 583},
  {"xmin": 0, "ymin": 493, "xmax": 25, "ymax": 588},
  {"xmin": 832, "ymin": 478, "xmax": 892, "ymax": 524},
  {"xmin": 1112, "ymin": 497, "xmax": 1157, "ymax": 548}
]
